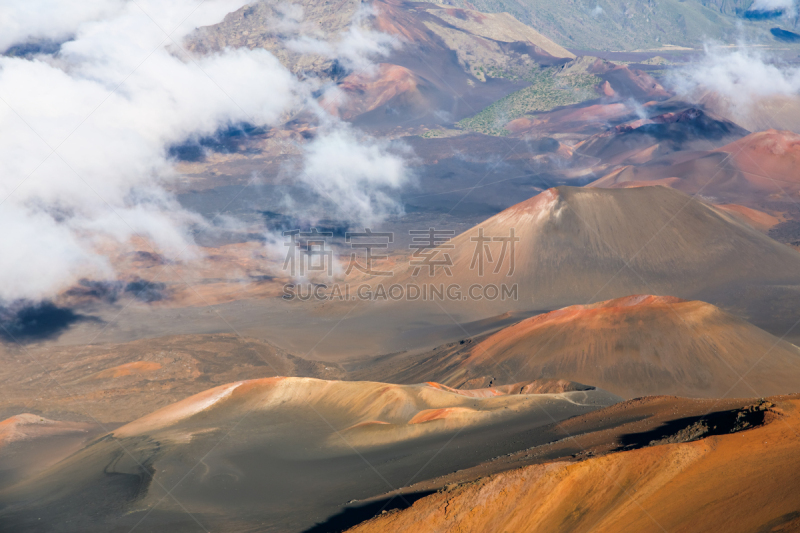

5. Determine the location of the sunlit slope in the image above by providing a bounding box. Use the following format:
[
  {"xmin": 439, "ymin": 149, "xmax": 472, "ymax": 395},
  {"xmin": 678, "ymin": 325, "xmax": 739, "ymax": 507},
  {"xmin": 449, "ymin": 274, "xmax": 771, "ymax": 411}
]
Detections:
[{"xmin": 348, "ymin": 396, "xmax": 800, "ymax": 533}]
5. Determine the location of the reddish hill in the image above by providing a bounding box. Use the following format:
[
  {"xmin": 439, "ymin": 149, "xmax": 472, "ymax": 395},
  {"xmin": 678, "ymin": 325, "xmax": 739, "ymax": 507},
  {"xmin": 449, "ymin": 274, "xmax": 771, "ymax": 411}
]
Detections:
[
  {"xmin": 362, "ymin": 295, "xmax": 800, "ymax": 399},
  {"xmin": 721, "ymin": 129, "xmax": 800, "ymax": 186},
  {"xmin": 322, "ymin": 64, "xmax": 432, "ymax": 120},
  {"xmin": 585, "ymin": 58, "xmax": 671, "ymax": 101},
  {"xmin": 590, "ymin": 129, "xmax": 800, "ymax": 219}
]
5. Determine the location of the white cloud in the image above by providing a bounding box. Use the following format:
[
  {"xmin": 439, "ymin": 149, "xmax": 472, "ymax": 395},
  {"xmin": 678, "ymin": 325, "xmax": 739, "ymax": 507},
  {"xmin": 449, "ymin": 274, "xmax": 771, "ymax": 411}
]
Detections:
[
  {"xmin": 0, "ymin": 0, "xmax": 412, "ymax": 303},
  {"xmin": 0, "ymin": 0, "xmax": 299, "ymax": 302},
  {"xmin": 296, "ymin": 124, "xmax": 413, "ymax": 228},
  {"xmin": 669, "ymin": 43, "xmax": 800, "ymax": 111},
  {"xmin": 0, "ymin": 0, "xmax": 122, "ymax": 52},
  {"xmin": 748, "ymin": 0, "xmax": 795, "ymax": 13},
  {"xmin": 272, "ymin": 3, "xmax": 305, "ymax": 33},
  {"xmin": 287, "ymin": 4, "xmax": 399, "ymax": 75}
]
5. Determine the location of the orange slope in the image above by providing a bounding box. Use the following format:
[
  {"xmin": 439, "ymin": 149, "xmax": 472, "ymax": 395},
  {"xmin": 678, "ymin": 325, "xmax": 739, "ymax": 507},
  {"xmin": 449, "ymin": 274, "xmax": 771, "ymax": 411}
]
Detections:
[{"xmin": 347, "ymin": 396, "xmax": 800, "ymax": 533}]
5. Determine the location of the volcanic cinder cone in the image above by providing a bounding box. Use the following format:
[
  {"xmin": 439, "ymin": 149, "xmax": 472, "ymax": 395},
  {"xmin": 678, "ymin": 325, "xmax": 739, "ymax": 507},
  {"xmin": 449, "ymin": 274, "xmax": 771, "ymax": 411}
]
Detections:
[
  {"xmin": 386, "ymin": 295, "xmax": 800, "ymax": 399},
  {"xmin": 384, "ymin": 186, "xmax": 800, "ymax": 316}
]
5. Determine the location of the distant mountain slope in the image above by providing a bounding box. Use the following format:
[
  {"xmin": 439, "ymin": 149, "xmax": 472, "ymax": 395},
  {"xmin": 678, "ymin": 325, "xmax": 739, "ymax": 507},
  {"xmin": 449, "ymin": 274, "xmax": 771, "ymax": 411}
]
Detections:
[
  {"xmin": 185, "ymin": 0, "xmax": 577, "ymax": 127},
  {"xmin": 186, "ymin": 0, "xmax": 575, "ymax": 80},
  {"xmin": 443, "ymin": 0, "xmax": 773, "ymax": 50}
]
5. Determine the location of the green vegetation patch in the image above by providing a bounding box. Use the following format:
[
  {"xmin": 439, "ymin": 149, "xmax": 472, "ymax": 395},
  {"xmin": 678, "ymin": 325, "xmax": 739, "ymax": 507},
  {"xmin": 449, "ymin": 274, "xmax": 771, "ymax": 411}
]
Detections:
[{"xmin": 457, "ymin": 65, "xmax": 600, "ymax": 135}]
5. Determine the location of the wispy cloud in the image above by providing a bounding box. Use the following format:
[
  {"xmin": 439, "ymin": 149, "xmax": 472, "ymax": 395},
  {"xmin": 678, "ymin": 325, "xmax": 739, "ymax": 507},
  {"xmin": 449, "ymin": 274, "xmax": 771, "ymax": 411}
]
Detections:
[{"xmin": 669, "ymin": 42, "xmax": 800, "ymax": 111}]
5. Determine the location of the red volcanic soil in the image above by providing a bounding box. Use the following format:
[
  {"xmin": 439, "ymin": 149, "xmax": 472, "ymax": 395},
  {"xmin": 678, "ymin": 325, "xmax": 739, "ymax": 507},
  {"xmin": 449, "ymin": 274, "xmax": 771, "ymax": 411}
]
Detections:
[
  {"xmin": 718, "ymin": 129, "xmax": 800, "ymax": 186},
  {"xmin": 460, "ymin": 295, "xmax": 800, "ymax": 398},
  {"xmin": 86, "ymin": 361, "xmax": 162, "ymax": 380},
  {"xmin": 372, "ymin": 0, "xmax": 438, "ymax": 45},
  {"xmin": 347, "ymin": 396, "xmax": 800, "ymax": 533},
  {"xmin": 322, "ymin": 63, "xmax": 430, "ymax": 120},
  {"xmin": 506, "ymin": 102, "xmax": 635, "ymax": 136},
  {"xmin": 590, "ymin": 130, "xmax": 800, "ymax": 216},
  {"xmin": 362, "ymin": 294, "xmax": 800, "ymax": 399},
  {"xmin": 408, "ymin": 407, "xmax": 474, "ymax": 424}
]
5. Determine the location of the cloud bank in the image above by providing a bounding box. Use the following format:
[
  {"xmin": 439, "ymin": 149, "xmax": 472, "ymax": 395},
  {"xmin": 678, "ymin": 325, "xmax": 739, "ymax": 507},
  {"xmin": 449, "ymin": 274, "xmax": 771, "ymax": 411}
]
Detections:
[{"xmin": 0, "ymin": 0, "xmax": 412, "ymax": 302}]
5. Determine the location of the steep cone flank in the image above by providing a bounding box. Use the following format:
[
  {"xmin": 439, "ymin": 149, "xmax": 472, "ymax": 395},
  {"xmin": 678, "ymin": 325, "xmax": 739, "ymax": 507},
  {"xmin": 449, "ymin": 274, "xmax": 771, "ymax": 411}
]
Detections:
[
  {"xmin": 372, "ymin": 295, "xmax": 800, "ymax": 399},
  {"xmin": 388, "ymin": 186, "xmax": 800, "ymax": 313},
  {"xmin": 346, "ymin": 397, "xmax": 800, "ymax": 533}
]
